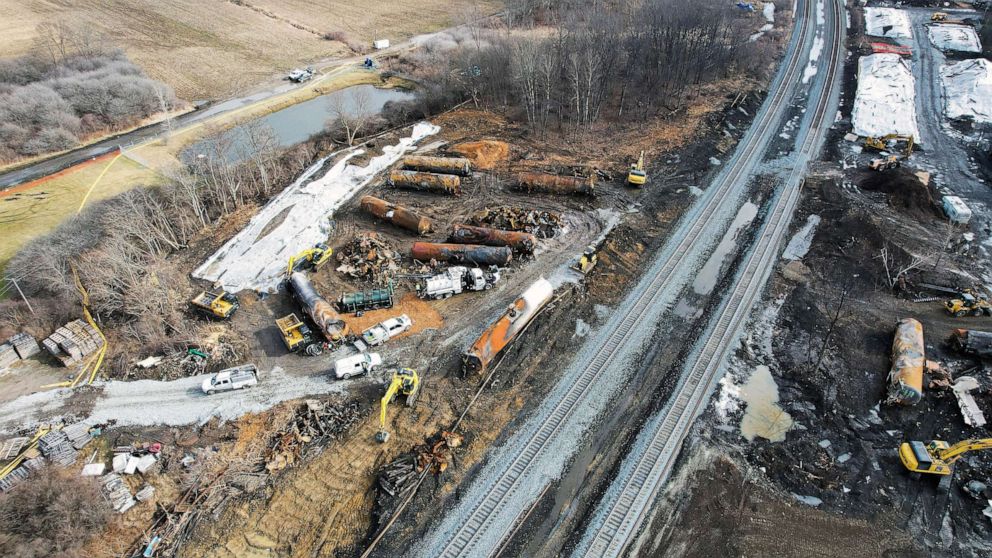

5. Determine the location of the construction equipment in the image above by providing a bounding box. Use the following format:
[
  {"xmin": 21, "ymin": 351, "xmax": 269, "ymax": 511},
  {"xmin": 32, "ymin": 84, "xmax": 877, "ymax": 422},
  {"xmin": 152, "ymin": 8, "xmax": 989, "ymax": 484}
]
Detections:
[
  {"xmin": 275, "ymin": 313, "xmax": 321, "ymax": 355},
  {"xmin": 948, "ymin": 329, "xmax": 992, "ymax": 358},
  {"xmin": 337, "ymin": 282, "xmax": 394, "ymax": 313},
  {"xmin": 418, "ymin": 266, "xmax": 500, "ymax": 300},
  {"xmin": 868, "ymin": 155, "xmax": 901, "ymax": 171},
  {"xmin": 863, "ymin": 134, "xmax": 914, "ymax": 156},
  {"xmin": 573, "ymin": 244, "xmax": 599, "ymax": 274},
  {"xmin": 288, "ymin": 67, "xmax": 314, "ymax": 83},
  {"xmin": 376, "ymin": 368, "xmax": 421, "ymax": 443},
  {"xmin": 287, "ymin": 242, "xmax": 332, "ymax": 275},
  {"xmin": 945, "ymin": 293, "xmax": 992, "ymax": 317},
  {"xmin": 900, "ymin": 438, "xmax": 992, "ymax": 487},
  {"xmin": 627, "ymin": 151, "xmax": 647, "ymax": 186},
  {"xmin": 931, "ymin": 12, "xmax": 948, "ymax": 22},
  {"xmin": 190, "ymin": 290, "xmax": 240, "ymax": 319}
]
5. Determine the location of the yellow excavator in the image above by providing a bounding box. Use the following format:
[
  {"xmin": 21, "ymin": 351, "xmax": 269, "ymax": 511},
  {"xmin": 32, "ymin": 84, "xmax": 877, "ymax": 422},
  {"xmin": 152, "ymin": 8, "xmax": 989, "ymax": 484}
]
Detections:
[
  {"xmin": 863, "ymin": 134, "xmax": 914, "ymax": 156},
  {"xmin": 627, "ymin": 151, "xmax": 647, "ymax": 186},
  {"xmin": 286, "ymin": 242, "xmax": 333, "ymax": 275},
  {"xmin": 900, "ymin": 438, "xmax": 992, "ymax": 489},
  {"xmin": 376, "ymin": 368, "xmax": 421, "ymax": 443}
]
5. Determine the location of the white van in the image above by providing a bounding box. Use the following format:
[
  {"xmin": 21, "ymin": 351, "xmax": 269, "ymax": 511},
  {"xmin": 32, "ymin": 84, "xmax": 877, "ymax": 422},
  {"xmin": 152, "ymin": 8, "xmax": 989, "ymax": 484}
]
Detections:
[
  {"xmin": 202, "ymin": 364, "xmax": 259, "ymax": 394},
  {"xmin": 334, "ymin": 352, "xmax": 383, "ymax": 379}
]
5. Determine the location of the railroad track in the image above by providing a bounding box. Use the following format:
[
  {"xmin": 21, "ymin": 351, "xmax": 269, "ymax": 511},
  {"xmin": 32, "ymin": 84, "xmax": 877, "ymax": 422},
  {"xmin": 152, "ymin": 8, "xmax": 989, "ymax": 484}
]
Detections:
[
  {"xmin": 431, "ymin": 2, "xmax": 823, "ymax": 556},
  {"xmin": 573, "ymin": 0, "xmax": 846, "ymax": 556}
]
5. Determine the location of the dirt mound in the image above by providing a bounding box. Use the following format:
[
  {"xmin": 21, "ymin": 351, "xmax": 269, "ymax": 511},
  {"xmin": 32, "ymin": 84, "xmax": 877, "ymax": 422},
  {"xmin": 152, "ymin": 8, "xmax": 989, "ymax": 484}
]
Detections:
[
  {"xmin": 857, "ymin": 167, "xmax": 942, "ymax": 219},
  {"xmin": 340, "ymin": 293, "xmax": 443, "ymax": 337},
  {"xmin": 449, "ymin": 140, "xmax": 511, "ymax": 170}
]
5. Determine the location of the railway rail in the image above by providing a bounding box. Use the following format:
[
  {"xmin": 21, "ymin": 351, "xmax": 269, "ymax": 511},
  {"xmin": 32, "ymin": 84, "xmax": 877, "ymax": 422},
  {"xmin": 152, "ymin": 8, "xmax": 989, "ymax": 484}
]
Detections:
[
  {"xmin": 573, "ymin": 0, "xmax": 846, "ymax": 556},
  {"xmin": 430, "ymin": 1, "xmax": 827, "ymax": 556}
]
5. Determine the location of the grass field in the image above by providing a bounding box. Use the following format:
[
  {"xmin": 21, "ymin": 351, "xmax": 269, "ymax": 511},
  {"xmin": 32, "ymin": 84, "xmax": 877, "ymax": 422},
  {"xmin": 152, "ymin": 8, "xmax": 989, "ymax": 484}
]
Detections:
[{"xmin": 2, "ymin": 0, "xmax": 499, "ymax": 100}]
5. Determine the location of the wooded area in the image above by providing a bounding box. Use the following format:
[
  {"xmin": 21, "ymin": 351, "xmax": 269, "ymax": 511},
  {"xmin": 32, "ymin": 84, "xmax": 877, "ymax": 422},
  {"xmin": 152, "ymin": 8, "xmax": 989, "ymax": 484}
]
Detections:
[{"xmin": 0, "ymin": 22, "xmax": 176, "ymax": 162}]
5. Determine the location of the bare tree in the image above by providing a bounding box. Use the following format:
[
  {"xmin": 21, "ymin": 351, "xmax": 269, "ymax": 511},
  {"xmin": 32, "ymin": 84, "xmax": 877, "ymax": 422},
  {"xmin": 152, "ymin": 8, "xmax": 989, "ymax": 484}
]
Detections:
[
  {"xmin": 327, "ymin": 87, "xmax": 374, "ymax": 146},
  {"xmin": 877, "ymin": 244, "xmax": 930, "ymax": 290}
]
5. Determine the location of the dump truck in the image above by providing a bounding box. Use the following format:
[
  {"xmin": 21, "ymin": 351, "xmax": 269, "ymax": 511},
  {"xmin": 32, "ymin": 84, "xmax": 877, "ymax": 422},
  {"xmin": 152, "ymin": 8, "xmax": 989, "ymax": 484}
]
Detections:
[
  {"xmin": 948, "ymin": 329, "xmax": 992, "ymax": 358},
  {"xmin": 419, "ymin": 266, "xmax": 500, "ymax": 300},
  {"xmin": 337, "ymin": 283, "xmax": 394, "ymax": 313},
  {"xmin": 190, "ymin": 290, "xmax": 239, "ymax": 319},
  {"xmin": 275, "ymin": 313, "xmax": 320, "ymax": 355},
  {"xmin": 284, "ymin": 272, "xmax": 349, "ymax": 353},
  {"xmin": 886, "ymin": 318, "xmax": 924, "ymax": 406},
  {"xmin": 462, "ymin": 278, "xmax": 554, "ymax": 374}
]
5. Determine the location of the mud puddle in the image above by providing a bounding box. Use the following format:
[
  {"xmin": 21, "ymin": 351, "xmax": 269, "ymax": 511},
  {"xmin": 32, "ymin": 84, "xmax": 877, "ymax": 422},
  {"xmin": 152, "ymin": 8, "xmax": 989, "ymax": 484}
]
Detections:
[
  {"xmin": 739, "ymin": 365, "xmax": 793, "ymax": 442},
  {"xmin": 692, "ymin": 201, "xmax": 759, "ymax": 295}
]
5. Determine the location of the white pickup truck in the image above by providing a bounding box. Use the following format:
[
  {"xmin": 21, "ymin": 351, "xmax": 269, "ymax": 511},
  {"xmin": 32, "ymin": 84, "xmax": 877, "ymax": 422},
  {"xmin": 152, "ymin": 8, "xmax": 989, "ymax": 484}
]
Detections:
[
  {"xmin": 201, "ymin": 364, "xmax": 259, "ymax": 394},
  {"xmin": 419, "ymin": 266, "xmax": 500, "ymax": 300},
  {"xmin": 354, "ymin": 315, "xmax": 413, "ymax": 352}
]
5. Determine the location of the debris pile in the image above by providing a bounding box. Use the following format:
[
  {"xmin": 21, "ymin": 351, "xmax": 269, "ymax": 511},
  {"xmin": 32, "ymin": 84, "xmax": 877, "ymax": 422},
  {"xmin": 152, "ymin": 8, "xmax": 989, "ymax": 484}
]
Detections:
[
  {"xmin": 265, "ymin": 400, "xmax": 362, "ymax": 473},
  {"xmin": 378, "ymin": 431, "xmax": 464, "ymax": 496},
  {"xmin": 469, "ymin": 207, "xmax": 562, "ymax": 238},
  {"xmin": 0, "ymin": 456, "xmax": 45, "ymax": 492},
  {"xmin": 42, "ymin": 319, "xmax": 104, "ymax": 366},
  {"xmin": 336, "ymin": 232, "xmax": 401, "ymax": 283},
  {"xmin": 63, "ymin": 422, "xmax": 94, "ymax": 449}
]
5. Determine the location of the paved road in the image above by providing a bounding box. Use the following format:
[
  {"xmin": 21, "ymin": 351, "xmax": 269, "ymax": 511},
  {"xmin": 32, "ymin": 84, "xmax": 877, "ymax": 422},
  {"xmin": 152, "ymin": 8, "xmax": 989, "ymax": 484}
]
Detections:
[{"xmin": 406, "ymin": 2, "xmax": 831, "ymax": 556}]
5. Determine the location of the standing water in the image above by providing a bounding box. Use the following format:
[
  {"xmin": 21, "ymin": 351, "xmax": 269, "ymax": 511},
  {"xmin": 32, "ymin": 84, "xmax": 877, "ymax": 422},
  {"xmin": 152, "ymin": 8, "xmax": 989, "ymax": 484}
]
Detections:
[
  {"xmin": 739, "ymin": 365, "xmax": 793, "ymax": 442},
  {"xmin": 692, "ymin": 201, "xmax": 759, "ymax": 295}
]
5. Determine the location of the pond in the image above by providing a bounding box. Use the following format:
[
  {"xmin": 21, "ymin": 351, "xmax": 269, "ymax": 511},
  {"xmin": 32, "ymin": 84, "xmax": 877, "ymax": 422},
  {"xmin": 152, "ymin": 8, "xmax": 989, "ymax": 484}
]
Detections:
[{"xmin": 183, "ymin": 84, "xmax": 415, "ymax": 163}]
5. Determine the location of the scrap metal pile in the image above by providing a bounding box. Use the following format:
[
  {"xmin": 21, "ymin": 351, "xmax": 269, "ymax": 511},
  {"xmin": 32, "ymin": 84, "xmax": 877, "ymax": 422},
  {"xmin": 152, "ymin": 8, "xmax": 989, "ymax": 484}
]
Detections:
[
  {"xmin": 336, "ymin": 232, "xmax": 402, "ymax": 283},
  {"xmin": 265, "ymin": 399, "xmax": 362, "ymax": 472},
  {"xmin": 469, "ymin": 207, "xmax": 562, "ymax": 239}
]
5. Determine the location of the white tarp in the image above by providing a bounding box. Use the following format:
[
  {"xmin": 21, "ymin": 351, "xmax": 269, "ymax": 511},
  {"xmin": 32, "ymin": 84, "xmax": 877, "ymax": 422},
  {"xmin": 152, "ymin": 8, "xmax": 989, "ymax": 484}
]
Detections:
[
  {"xmin": 940, "ymin": 58, "xmax": 992, "ymax": 123},
  {"xmin": 928, "ymin": 24, "xmax": 982, "ymax": 53},
  {"xmin": 864, "ymin": 7, "xmax": 912, "ymax": 40},
  {"xmin": 852, "ymin": 54, "xmax": 920, "ymax": 139},
  {"xmin": 194, "ymin": 122, "xmax": 439, "ymax": 292}
]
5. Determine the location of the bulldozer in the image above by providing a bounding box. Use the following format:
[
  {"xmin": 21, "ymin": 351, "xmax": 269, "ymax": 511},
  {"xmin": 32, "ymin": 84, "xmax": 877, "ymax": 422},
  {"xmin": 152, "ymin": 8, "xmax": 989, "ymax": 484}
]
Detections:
[
  {"xmin": 945, "ymin": 293, "xmax": 992, "ymax": 317},
  {"xmin": 190, "ymin": 290, "xmax": 239, "ymax": 319},
  {"xmin": 863, "ymin": 134, "xmax": 914, "ymax": 156},
  {"xmin": 627, "ymin": 151, "xmax": 647, "ymax": 186},
  {"xmin": 286, "ymin": 242, "xmax": 332, "ymax": 275},
  {"xmin": 931, "ymin": 12, "xmax": 948, "ymax": 22},
  {"xmin": 900, "ymin": 438, "xmax": 992, "ymax": 489},
  {"xmin": 376, "ymin": 368, "xmax": 420, "ymax": 443},
  {"xmin": 573, "ymin": 244, "xmax": 599, "ymax": 274}
]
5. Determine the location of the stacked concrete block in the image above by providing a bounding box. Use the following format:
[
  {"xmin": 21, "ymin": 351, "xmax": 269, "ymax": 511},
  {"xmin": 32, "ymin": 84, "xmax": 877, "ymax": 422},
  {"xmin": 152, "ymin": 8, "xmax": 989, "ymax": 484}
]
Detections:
[
  {"xmin": 38, "ymin": 430, "xmax": 78, "ymax": 466},
  {"xmin": 0, "ymin": 436, "xmax": 28, "ymax": 460},
  {"xmin": 0, "ymin": 457, "xmax": 45, "ymax": 492},
  {"xmin": 0, "ymin": 343, "xmax": 18, "ymax": 369},
  {"xmin": 9, "ymin": 333, "xmax": 40, "ymax": 359},
  {"xmin": 101, "ymin": 473, "xmax": 136, "ymax": 513},
  {"xmin": 43, "ymin": 320, "xmax": 103, "ymax": 367},
  {"xmin": 62, "ymin": 422, "xmax": 93, "ymax": 450}
]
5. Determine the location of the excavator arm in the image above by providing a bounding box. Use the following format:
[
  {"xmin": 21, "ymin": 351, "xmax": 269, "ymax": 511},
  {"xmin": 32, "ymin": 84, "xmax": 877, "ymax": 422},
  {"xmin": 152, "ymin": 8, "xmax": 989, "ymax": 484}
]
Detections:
[
  {"xmin": 938, "ymin": 438, "xmax": 992, "ymax": 465},
  {"xmin": 379, "ymin": 377, "xmax": 402, "ymax": 433}
]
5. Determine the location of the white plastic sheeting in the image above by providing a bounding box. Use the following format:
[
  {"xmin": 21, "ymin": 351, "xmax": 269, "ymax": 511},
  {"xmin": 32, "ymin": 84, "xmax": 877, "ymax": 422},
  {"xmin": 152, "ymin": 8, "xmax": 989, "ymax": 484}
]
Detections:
[
  {"xmin": 940, "ymin": 58, "xmax": 992, "ymax": 123},
  {"xmin": 928, "ymin": 24, "xmax": 982, "ymax": 53},
  {"xmin": 864, "ymin": 7, "xmax": 912, "ymax": 40},
  {"xmin": 852, "ymin": 54, "xmax": 920, "ymax": 139},
  {"xmin": 194, "ymin": 122, "xmax": 439, "ymax": 292}
]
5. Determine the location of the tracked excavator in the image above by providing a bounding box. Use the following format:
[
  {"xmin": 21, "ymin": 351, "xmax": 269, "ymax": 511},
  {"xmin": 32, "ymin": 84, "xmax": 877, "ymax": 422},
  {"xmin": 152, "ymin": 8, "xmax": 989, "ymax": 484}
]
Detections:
[
  {"xmin": 627, "ymin": 151, "xmax": 647, "ymax": 186},
  {"xmin": 863, "ymin": 134, "xmax": 914, "ymax": 156},
  {"xmin": 900, "ymin": 438, "xmax": 992, "ymax": 490},
  {"xmin": 376, "ymin": 368, "xmax": 421, "ymax": 443},
  {"xmin": 286, "ymin": 242, "xmax": 333, "ymax": 275}
]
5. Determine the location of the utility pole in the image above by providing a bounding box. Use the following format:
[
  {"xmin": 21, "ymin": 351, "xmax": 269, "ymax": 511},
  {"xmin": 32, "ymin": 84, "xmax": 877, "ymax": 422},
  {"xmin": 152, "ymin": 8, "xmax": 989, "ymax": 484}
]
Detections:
[{"xmin": 9, "ymin": 278, "xmax": 36, "ymax": 316}]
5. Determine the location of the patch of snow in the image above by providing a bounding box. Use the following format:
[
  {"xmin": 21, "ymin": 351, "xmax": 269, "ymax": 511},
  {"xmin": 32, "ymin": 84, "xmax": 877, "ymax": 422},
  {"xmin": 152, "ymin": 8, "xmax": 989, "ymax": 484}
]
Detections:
[
  {"xmin": 793, "ymin": 494, "xmax": 823, "ymax": 507},
  {"xmin": 193, "ymin": 122, "xmax": 439, "ymax": 293},
  {"xmin": 928, "ymin": 24, "xmax": 982, "ymax": 53},
  {"xmin": 803, "ymin": 36, "xmax": 824, "ymax": 84},
  {"xmin": 574, "ymin": 319, "xmax": 590, "ymax": 338},
  {"xmin": 940, "ymin": 58, "xmax": 992, "ymax": 123},
  {"xmin": 864, "ymin": 7, "xmax": 912, "ymax": 40},
  {"xmin": 714, "ymin": 376, "xmax": 741, "ymax": 422},
  {"xmin": 709, "ymin": 156, "xmax": 722, "ymax": 166},
  {"xmin": 763, "ymin": 2, "xmax": 775, "ymax": 23},
  {"xmin": 689, "ymin": 186, "xmax": 704, "ymax": 197},
  {"xmin": 816, "ymin": 0, "xmax": 825, "ymax": 26},
  {"xmin": 852, "ymin": 54, "xmax": 920, "ymax": 139},
  {"xmin": 782, "ymin": 214, "xmax": 821, "ymax": 260}
]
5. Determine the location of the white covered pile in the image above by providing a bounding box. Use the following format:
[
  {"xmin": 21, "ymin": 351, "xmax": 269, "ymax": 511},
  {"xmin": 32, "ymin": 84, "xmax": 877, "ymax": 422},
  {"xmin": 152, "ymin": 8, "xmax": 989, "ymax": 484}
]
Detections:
[
  {"xmin": 941, "ymin": 58, "xmax": 992, "ymax": 122},
  {"xmin": 864, "ymin": 7, "xmax": 912, "ymax": 40},
  {"xmin": 194, "ymin": 122, "xmax": 439, "ymax": 293},
  {"xmin": 928, "ymin": 24, "xmax": 982, "ymax": 53},
  {"xmin": 852, "ymin": 53, "xmax": 920, "ymax": 139}
]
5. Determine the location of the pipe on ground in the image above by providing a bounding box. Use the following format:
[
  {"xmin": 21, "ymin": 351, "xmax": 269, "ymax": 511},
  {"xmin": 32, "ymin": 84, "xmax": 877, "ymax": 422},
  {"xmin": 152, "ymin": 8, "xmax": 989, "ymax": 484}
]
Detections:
[
  {"xmin": 513, "ymin": 172, "xmax": 595, "ymax": 196},
  {"xmin": 360, "ymin": 195, "xmax": 432, "ymax": 235},
  {"xmin": 389, "ymin": 170, "xmax": 461, "ymax": 195},
  {"xmin": 402, "ymin": 156, "xmax": 472, "ymax": 176},
  {"xmin": 410, "ymin": 242, "xmax": 512, "ymax": 266},
  {"xmin": 449, "ymin": 224, "xmax": 537, "ymax": 253}
]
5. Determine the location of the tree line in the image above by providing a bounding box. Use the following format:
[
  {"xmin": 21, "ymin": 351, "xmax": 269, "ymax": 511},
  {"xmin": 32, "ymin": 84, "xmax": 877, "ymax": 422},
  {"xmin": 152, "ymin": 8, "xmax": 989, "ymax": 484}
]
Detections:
[{"xmin": 0, "ymin": 22, "xmax": 176, "ymax": 162}]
